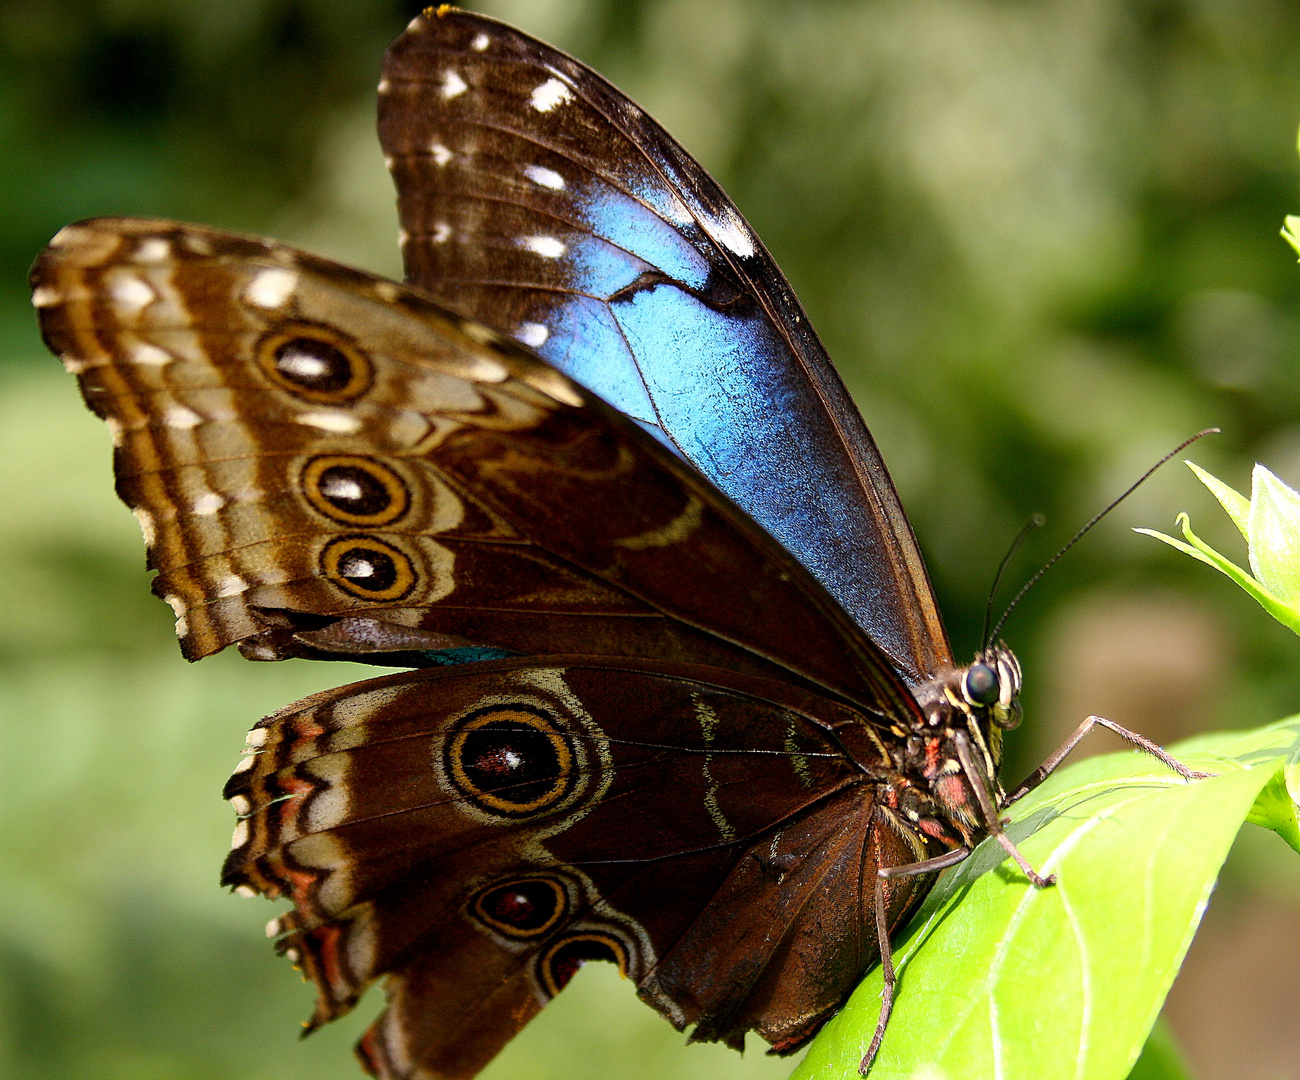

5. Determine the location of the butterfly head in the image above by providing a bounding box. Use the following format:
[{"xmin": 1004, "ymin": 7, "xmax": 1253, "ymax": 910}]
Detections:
[{"xmin": 895, "ymin": 643, "xmax": 1023, "ymax": 843}]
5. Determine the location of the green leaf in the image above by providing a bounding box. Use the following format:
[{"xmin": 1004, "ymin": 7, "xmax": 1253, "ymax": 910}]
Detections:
[
  {"xmin": 1246, "ymin": 463, "xmax": 1300, "ymax": 606},
  {"xmin": 793, "ymin": 716, "xmax": 1300, "ymax": 1080},
  {"xmin": 1186, "ymin": 461, "xmax": 1249, "ymax": 540},
  {"xmin": 1282, "ymin": 214, "xmax": 1300, "ymax": 259},
  {"xmin": 1124, "ymin": 1019, "xmax": 1194, "ymax": 1080},
  {"xmin": 1134, "ymin": 516, "xmax": 1300, "ymax": 636}
]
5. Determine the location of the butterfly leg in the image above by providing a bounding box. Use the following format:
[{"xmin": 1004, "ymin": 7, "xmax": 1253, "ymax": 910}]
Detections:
[
  {"xmin": 1000, "ymin": 715, "xmax": 1213, "ymax": 809},
  {"xmin": 859, "ymin": 848, "xmax": 970, "ymax": 1075},
  {"xmin": 950, "ymin": 733, "xmax": 1056, "ymax": 887},
  {"xmin": 858, "ymin": 876, "xmax": 897, "ymax": 1076}
]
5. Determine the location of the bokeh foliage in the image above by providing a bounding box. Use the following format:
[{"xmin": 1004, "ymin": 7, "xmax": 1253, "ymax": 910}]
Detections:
[{"xmin": 2, "ymin": 0, "xmax": 1299, "ymax": 1078}]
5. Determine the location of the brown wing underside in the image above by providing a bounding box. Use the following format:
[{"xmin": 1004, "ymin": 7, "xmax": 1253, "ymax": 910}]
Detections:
[
  {"xmin": 32, "ymin": 217, "xmax": 919, "ymax": 720},
  {"xmin": 222, "ymin": 658, "xmax": 933, "ymax": 1080}
]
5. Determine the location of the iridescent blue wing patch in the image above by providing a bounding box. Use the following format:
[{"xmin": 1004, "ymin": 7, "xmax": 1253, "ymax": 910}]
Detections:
[{"xmin": 379, "ymin": 8, "xmax": 951, "ymax": 683}]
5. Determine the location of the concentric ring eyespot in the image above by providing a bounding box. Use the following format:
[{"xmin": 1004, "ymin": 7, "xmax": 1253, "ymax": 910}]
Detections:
[
  {"xmin": 538, "ymin": 932, "xmax": 628, "ymax": 997},
  {"xmin": 301, "ymin": 455, "xmax": 410, "ymax": 526},
  {"xmin": 256, "ymin": 323, "xmax": 372, "ymax": 404},
  {"xmin": 471, "ymin": 876, "xmax": 568, "ymax": 939},
  {"xmin": 443, "ymin": 707, "xmax": 576, "ymax": 819},
  {"xmin": 319, "ymin": 535, "xmax": 416, "ymax": 601}
]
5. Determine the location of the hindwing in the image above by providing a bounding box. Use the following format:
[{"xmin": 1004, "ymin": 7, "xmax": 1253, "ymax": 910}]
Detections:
[{"xmin": 222, "ymin": 658, "xmax": 931, "ymax": 1079}]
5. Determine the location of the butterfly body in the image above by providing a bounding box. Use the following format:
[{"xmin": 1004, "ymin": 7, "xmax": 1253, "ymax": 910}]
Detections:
[{"xmin": 31, "ymin": 9, "xmax": 1041, "ymax": 1080}]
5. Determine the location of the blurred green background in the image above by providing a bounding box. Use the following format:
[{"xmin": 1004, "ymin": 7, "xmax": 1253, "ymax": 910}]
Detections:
[{"xmin": 2, "ymin": 0, "xmax": 1299, "ymax": 1077}]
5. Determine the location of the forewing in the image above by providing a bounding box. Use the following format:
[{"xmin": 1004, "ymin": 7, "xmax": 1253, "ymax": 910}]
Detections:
[
  {"xmin": 32, "ymin": 217, "xmax": 915, "ymax": 714},
  {"xmin": 378, "ymin": 8, "xmax": 952, "ymax": 682}
]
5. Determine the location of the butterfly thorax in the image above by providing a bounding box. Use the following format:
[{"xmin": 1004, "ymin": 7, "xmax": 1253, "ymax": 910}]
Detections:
[{"xmin": 880, "ymin": 643, "xmax": 1023, "ymax": 851}]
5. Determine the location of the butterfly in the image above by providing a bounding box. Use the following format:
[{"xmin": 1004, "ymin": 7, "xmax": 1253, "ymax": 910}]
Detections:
[{"xmin": 29, "ymin": 7, "xmax": 1200, "ymax": 1080}]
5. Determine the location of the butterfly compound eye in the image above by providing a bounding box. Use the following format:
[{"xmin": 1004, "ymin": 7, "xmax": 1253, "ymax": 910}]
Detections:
[{"xmin": 964, "ymin": 663, "xmax": 1001, "ymax": 707}]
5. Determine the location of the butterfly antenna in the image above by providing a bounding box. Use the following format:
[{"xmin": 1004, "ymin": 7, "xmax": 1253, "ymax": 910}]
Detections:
[
  {"xmin": 981, "ymin": 513, "xmax": 1046, "ymax": 653},
  {"xmin": 985, "ymin": 428, "xmax": 1220, "ymax": 645}
]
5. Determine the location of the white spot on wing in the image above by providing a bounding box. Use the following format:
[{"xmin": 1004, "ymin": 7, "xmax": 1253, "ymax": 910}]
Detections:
[
  {"xmin": 276, "ymin": 349, "xmax": 330, "ymax": 382},
  {"xmin": 441, "ymin": 69, "xmax": 468, "ymax": 99},
  {"xmin": 530, "ymin": 77, "xmax": 572, "ymax": 112},
  {"xmin": 523, "ymin": 163, "xmax": 565, "ymax": 190},
  {"xmin": 232, "ymin": 753, "xmax": 256, "ymax": 774},
  {"xmin": 431, "ymin": 222, "xmax": 452, "ymax": 244},
  {"xmin": 246, "ymin": 728, "xmax": 268, "ymax": 748},
  {"xmin": 231, "ymin": 819, "xmax": 250, "ymax": 849},
  {"xmin": 104, "ymin": 416, "xmax": 124, "ymax": 446},
  {"xmin": 374, "ymin": 281, "xmax": 401, "ymax": 302},
  {"xmin": 377, "ymin": 76, "xmax": 390, "ymax": 93},
  {"xmin": 31, "ymin": 286, "xmax": 61, "ymax": 308},
  {"xmin": 529, "ymin": 370, "xmax": 583, "ymax": 408},
  {"xmin": 471, "ymin": 32, "xmax": 490, "ymax": 51},
  {"xmin": 180, "ymin": 233, "xmax": 214, "ymax": 256},
  {"xmin": 517, "ymin": 321, "xmax": 549, "ymax": 348},
  {"xmin": 661, "ymin": 194, "xmax": 693, "ymax": 227},
  {"xmin": 229, "ymin": 794, "xmax": 251, "ymax": 816},
  {"xmin": 321, "ymin": 474, "xmax": 364, "ymax": 502},
  {"xmin": 62, "ymin": 356, "xmax": 87, "ymax": 375},
  {"xmin": 518, "ymin": 235, "xmax": 566, "ymax": 259},
  {"xmin": 133, "ymin": 507, "xmax": 156, "ymax": 546},
  {"xmin": 234, "ymin": 885, "xmax": 257, "ymax": 898},
  {"xmin": 465, "ymin": 355, "xmax": 510, "ymax": 382},
  {"xmin": 163, "ymin": 593, "xmax": 188, "ymax": 638},
  {"xmin": 133, "ymin": 238, "xmax": 171, "ymax": 263},
  {"xmin": 460, "ymin": 322, "xmax": 499, "ymax": 346},
  {"xmin": 192, "ymin": 491, "xmax": 223, "ymax": 515},
  {"xmin": 243, "ymin": 268, "xmax": 298, "ymax": 309},
  {"xmin": 111, "ymin": 275, "xmax": 156, "ymax": 314},
  {"xmin": 699, "ymin": 205, "xmax": 756, "ymax": 259},
  {"xmin": 129, "ymin": 342, "xmax": 172, "ymax": 366},
  {"xmin": 295, "ymin": 411, "xmax": 363, "ymax": 434},
  {"xmin": 50, "ymin": 224, "xmax": 91, "ymax": 247},
  {"xmin": 164, "ymin": 406, "xmax": 202, "ymax": 429},
  {"xmin": 217, "ymin": 574, "xmax": 248, "ymax": 598},
  {"xmin": 429, "ymin": 141, "xmax": 453, "ymax": 166}
]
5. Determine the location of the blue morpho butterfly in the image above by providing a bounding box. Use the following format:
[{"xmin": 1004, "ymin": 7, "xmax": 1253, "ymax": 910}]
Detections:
[{"xmin": 29, "ymin": 7, "xmax": 1202, "ymax": 1080}]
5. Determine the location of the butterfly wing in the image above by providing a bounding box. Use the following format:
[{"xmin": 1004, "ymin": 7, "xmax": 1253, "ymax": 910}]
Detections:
[
  {"xmin": 378, "ymin": 8, "xmax": 952, "ymax": 684},
  {"xmin": 31, "ymin": 217, "xmax": 917, "ymax": 715},
  {"xmin": 223, "ymin": 657, "xmax": 931, "ymax": 1079}
]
